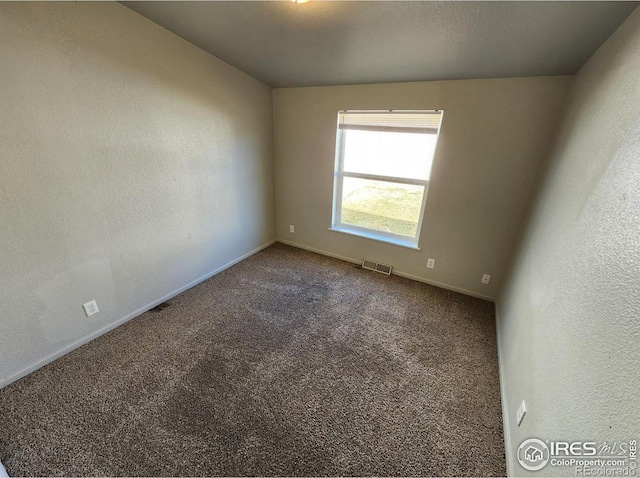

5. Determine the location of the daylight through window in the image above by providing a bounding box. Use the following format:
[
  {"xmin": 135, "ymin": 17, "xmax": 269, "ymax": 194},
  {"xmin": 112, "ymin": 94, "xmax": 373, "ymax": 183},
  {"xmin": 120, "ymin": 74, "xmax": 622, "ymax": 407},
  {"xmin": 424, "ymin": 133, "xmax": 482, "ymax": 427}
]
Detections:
[{"xmin": 331, "ymin": 110, "xmax": 443, "ymax": 249}]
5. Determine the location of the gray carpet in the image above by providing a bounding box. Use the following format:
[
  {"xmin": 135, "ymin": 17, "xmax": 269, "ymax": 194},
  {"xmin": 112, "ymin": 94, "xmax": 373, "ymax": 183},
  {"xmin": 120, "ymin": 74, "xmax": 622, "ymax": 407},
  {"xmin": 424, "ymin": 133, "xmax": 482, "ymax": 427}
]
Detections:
[{"xmin": 0, "ymin": 243, "xmax": 505, "ymax": 476}]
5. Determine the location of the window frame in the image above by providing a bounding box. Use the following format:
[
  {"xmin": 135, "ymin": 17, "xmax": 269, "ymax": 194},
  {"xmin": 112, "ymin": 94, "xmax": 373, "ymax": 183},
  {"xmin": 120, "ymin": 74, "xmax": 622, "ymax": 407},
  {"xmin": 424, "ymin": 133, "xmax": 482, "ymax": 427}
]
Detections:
[{"xmin": 330, "ymin": 110, "xmax": 441, "ymax": 250}]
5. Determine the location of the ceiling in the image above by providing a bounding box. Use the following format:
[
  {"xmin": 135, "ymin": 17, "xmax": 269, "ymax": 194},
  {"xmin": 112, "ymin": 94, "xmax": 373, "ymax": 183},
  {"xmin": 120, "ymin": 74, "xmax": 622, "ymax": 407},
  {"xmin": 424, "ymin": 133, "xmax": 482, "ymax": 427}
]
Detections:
[{"xmin": 122, "ymin": 1, "xmax": 638, "ymax": 88}]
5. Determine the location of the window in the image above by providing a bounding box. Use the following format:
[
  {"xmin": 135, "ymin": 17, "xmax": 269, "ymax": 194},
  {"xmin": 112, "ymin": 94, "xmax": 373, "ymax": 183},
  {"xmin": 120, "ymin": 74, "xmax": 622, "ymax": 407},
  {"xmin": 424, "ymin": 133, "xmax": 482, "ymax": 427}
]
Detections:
[{"xmin": 331, "ymin": 110, "xmax": 443, "ymax": 249}]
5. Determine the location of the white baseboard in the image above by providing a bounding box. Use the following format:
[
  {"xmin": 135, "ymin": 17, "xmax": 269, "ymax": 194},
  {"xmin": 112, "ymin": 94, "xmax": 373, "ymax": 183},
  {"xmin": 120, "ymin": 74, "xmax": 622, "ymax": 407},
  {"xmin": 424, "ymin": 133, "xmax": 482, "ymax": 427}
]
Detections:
[
  {"xmin": 277, "ymin": 239, "xmax": 362, "ymax": 265},
  {"xmin": 276, "ymin": 239, "xmax": 495, "ymax": 302},
  {"xmin": 393, "ymin": 269, "xmax": 495, "ymax": 302},
  {"xmin": 494, "ymin": 299, "xmax": 514, "ymax": 477},
  {"xmin": 0, "ymin": 239, "xmax": 276, "ymax": 390}
]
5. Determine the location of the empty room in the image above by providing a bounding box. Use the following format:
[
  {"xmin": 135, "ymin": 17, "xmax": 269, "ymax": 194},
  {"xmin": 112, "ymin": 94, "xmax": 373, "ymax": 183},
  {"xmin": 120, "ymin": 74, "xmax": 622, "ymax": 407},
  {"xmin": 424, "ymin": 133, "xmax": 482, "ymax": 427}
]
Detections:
[{"xmin": 0, "ymin": 1, "xmax": 638, "ymax": 476}]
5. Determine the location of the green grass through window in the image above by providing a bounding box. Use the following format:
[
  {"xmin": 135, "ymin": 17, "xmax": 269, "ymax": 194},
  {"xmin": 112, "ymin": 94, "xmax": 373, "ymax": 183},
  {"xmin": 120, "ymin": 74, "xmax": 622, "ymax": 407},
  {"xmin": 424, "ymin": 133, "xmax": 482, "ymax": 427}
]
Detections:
[{"xmin": 341, "ymin": 182, "xmax": 423, "ymax": 237}]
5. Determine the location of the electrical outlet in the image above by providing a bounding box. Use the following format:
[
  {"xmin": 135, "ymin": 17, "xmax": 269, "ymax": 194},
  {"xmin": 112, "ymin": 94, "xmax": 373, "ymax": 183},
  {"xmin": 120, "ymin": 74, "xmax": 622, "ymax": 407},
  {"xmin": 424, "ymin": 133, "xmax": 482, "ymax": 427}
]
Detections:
[
  {"xmin": 426, "ymin": 258, "xmax": 436, "ymax": 269},
  {"xmin": 516, "ymin": 400, "xmax": 527, "ymax": 426},
  {"xmin": 83, "ymin": 300, "xmax": 99, "ymax": 317},
  {"xmin": 481, "ymin": 273, "xmax": 491, "ymax": 285},
  {"xmin": 289, "ymin": 225, "xmax": 295, "ymax": 233}
]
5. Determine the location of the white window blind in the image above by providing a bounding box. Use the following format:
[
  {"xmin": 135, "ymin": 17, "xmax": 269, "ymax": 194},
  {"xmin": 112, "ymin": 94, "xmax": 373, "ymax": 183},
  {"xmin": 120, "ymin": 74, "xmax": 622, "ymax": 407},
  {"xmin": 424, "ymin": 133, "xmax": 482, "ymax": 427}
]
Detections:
[{"xmin": 338, "ymin": 110, "xmax": 442, "ymax": 134}]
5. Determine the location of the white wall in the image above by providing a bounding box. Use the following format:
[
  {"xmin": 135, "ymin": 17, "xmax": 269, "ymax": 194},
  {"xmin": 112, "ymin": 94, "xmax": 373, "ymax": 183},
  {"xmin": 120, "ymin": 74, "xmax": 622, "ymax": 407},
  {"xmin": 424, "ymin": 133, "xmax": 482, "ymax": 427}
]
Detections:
[
  {"xmin": 0, "ymin": 3, "xmax": 275, "ymax": 387},
  {"xmin": 273, "ymin": 78, "xmax": 571, "ymax": 299},
  {"xmin": 497, "ymin": 7, "xmax": 640, "ymax": 476}
]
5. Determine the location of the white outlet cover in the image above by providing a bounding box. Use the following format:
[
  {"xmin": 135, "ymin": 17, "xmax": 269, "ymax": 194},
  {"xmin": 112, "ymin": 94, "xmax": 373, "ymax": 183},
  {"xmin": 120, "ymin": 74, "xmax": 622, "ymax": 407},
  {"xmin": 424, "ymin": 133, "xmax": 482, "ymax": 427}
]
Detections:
[
  {"xmin": 83, "ymin": 300, "xmax": 99, "ymax": 317},
  {"xmin": 516, "ymin": 400, "xmax": 527, "ymax": 426},
  {"xmin": 426, "ymin": 258, "xmax": 436, "ymax": 269},
  {"xmin": 289, "ymin": 225, "xmax": 295, "ymax": 233},
  {"xmin": 481, "ymin": 273, "xmax": 491, "ymax": 284}
]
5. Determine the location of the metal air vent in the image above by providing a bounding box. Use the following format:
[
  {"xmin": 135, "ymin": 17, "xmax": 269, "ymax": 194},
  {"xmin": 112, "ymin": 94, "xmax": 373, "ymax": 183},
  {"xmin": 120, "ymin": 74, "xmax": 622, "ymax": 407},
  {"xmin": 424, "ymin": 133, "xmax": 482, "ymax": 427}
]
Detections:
[{"xmin": 362, "ymin": 258, "xmax": 393, "ymax": 276}]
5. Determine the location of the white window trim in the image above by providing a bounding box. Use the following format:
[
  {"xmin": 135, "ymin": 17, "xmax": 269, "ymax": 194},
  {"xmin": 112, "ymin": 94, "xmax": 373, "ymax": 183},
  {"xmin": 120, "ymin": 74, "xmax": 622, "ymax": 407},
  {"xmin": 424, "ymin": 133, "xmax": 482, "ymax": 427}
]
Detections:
[{"xmin": 331, "ymin": 111, "xmax": 440, "ymax": 250}]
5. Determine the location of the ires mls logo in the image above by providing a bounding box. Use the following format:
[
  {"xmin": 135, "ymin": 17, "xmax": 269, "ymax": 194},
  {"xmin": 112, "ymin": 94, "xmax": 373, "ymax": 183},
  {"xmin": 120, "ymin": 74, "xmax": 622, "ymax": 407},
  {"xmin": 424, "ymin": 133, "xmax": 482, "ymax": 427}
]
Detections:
[
  {"xmin": 517, "ymin": 438, "xmax": 638, "ymax": 474},
  {"xmin": 518, "ymin": 439, "xmax": 601, "ymax": 470}
]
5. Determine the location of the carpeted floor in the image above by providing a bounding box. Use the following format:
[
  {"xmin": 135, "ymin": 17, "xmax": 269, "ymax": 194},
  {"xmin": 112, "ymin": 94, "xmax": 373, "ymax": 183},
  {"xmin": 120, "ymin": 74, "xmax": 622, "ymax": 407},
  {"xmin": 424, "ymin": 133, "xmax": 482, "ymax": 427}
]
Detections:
[{"xmin": 0, "ymin": 243, "xmax": 505, "ymax": 476}]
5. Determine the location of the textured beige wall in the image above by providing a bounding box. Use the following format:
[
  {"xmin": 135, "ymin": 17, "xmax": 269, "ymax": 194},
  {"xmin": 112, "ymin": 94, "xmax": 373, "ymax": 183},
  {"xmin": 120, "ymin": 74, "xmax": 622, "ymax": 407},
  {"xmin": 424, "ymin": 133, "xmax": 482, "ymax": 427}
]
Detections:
[
  {"xmin": 497, "ymin": 8, "xmax": 640, "ymax": 476},
  {"xmin": 0, "ymin": 3, "xmax": 275, "ymax": 386},
  {"xmin": 273, "ymin": 78, "xmax": 571, "ymax": 299}
]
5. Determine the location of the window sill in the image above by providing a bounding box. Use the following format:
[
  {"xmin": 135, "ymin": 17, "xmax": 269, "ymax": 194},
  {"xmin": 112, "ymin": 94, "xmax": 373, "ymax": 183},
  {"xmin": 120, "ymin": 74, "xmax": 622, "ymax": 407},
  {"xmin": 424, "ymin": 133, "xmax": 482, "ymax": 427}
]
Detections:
[{"xmin": 328, "ymin": 227, "xmax": 421, "ymax": 251}]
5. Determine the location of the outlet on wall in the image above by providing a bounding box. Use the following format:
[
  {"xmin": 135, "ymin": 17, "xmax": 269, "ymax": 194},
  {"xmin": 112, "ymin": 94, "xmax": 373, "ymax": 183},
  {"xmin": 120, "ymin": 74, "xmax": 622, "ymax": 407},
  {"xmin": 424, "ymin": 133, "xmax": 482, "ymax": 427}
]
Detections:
[
  {"xmin": 481, "ymin": 273, "xmax": 491, "ymax": 285},
  {"xmin": 426, "ymin": 258, "xmax": 436, "ymax": 269},
  {"xmin": 289, "ymin": 225, "xmax": 295, "ymax": 233},
  {"xmin": 516, "ymin": 400, "xmax": 527, "ymax": 426},
  {"xmin": 83, "ymin": 300, "xmax": 99, "ymax": 317}
]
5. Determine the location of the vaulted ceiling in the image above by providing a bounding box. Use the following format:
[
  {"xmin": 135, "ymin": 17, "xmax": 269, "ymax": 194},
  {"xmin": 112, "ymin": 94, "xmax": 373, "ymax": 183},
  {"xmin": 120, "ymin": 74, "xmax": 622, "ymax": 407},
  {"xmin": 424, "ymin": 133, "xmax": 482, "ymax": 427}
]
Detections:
[{"xmin": 122, "ymin": 1, "xmax": 638, "ymax": 88}]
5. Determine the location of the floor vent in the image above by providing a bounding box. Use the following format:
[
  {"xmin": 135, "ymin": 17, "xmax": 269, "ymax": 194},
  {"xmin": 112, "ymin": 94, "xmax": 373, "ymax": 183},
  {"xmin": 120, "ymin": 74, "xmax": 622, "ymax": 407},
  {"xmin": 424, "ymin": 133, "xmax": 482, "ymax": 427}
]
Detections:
[{"xmin": 362, "ymin": 258, "xmax": 393, "ymax": 276}]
